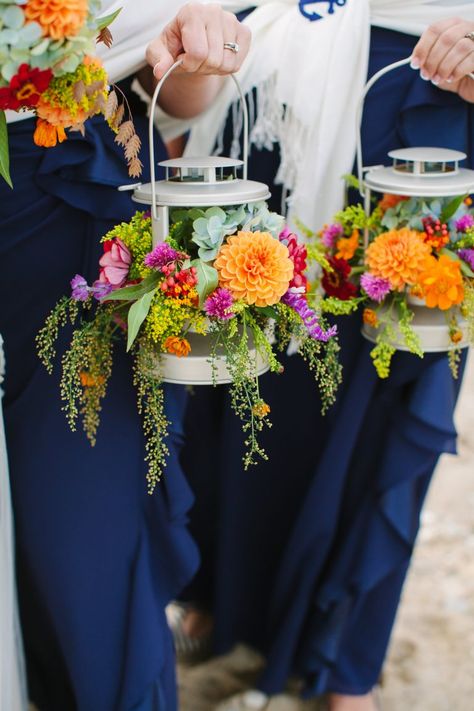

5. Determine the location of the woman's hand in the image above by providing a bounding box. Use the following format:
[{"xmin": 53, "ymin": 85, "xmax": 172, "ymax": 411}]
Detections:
[
  {"xmin": 411, "ymin": 17, "xmax": 474, "ymax": 103},
  {"xmin": 145, "ymin": 3, "xmax": 251, "ymax": 119},
  {"xmin": 147, "ymin": 2, "xmax": 251, "ymax": 80}
]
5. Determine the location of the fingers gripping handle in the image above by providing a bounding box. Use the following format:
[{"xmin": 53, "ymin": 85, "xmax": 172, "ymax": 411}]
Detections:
[{"xmin": 148, "ymin": 62, "xmax": 250, "ymax": 222}]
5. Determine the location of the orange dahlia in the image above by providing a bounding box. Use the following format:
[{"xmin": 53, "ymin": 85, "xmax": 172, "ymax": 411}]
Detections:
[
  {"xmin": 417, "ymin": 255, "xmax": 465, "ymax": 311},
  {"xmin": 365, "ymin": 228, "xmax": 431, "ymax": 290},
  {"xmin": 24, "ymin": 0, "xmax": 88, "ymax": 40},
  {"xmin": 214, "ymin": 231, "xmax": 294, "ymax": 307},
  {"xmin": 336, "ymin": 229, "xmax": 359, "ymax": 261},
  {"xmin": 163, "ymin": 336, "xmax": 191, "ymax": 358}
]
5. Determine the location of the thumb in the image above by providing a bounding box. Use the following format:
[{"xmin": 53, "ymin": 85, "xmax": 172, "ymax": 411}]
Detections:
[{"xmin": 146, "ymin": 36, "xmax": 176, "ymax": 81}]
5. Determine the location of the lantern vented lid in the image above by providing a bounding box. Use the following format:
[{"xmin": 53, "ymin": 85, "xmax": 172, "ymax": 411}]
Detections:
[
  {"xmin": 132, "ymin": 155, "xmax": 271, "ymax": 207},
  {"xmin": 363, "ymin": 146, "xmax": 474, "ymax": 198},
  {"xmin": 389, "ymin": 147, "xmax": 466, "ymax": 177}
]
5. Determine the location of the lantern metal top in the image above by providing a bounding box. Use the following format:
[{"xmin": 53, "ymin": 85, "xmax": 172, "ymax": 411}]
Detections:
[
  {"xmin": 132, "ymin": 176, "xmax": 271, "ymax": 208},
  {"xmin": 388, "ymin": 146, "xmax": 466, "ymax": 178},
  {"xmin": 363, "ymin": 162, "xmax": 474, "ymax": 198},
  {"xmin": 159, "ymin": 156, "xmax": 244, "ymax": 186}
]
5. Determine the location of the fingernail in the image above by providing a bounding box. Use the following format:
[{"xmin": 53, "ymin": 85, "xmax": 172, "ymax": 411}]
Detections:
[
  {"xmin": 410, "ymin": 58, "xmax": 420, "ymax": 70},
  {"xmin": 420, "ymin": 72, "xmax": 430, "ymax": 81},
  {"xmin": 431, "ymin": 79, "xmax": 439, "ymax": 86},
  {"xmin": 447, "ymin": 76, "xmax": 454, "ymax": 83}
]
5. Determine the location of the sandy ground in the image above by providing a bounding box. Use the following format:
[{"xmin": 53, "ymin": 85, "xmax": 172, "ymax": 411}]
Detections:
[{"xmin": 179, "ymin": 356, "xmax": 474, "ymax": 711}]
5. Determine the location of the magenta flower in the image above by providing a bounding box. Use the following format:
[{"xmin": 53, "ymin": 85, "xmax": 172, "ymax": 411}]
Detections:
[
  {"xmin": 99, "ymin": 238, "xmax": 131, "ymax": 288},
  {"xmin": 459, "ymin": 248, "xmax": 474, "ymax": 271},
  {"xmin": 204, "ymin": 288, "xmax": 235, "ymax": 320},
  {"xmin": 321, "ymin": 223, "xmax": 343, "ymax": 249},
  {"xmin": 455, "ymin": 214, "xmax": 474, "ymax": 233},
  {"xmin": 360, "ymin": 272, "xmax": 391, "ymax": 303},
  {"xmin": 144, "ymin": 243, "xmax": 179, "ymax": 270},
  {"xmin": 71, "ymin": 274, "xmax": 90, "ymax": 301},
  {"xmin": 282, "ymin": 290, "xmax": 337, "ymax": 342}
]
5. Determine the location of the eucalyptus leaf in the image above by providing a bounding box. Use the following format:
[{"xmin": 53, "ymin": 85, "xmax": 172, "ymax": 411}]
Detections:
[
  {"xmin": 0, "ymin": 110, "xmax": 12, "ymax": 188},
  {"xmin": 126, "ymin": 289, "xmax": 156, "ymax": 352},
  {"xmin": 440, "ymin": 194, "xmax": 466, "ymax": 224},
  {"xmin": 191, "ymin": 259, "xmax": 218, "ymax": 306},
  {"xmin": 97, "ymin": 8, "xmax": 122, "ymax": 31},
  {"xmin": 107, "ymin": 273, "xmax": 160, "ymax": 302},
  {"xmin": 460, "ymin": 260, "xmax": 474, "ymax": 278}
]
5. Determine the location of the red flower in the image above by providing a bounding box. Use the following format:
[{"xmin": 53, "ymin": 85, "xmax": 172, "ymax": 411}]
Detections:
[
  {"xmin": 0, "ymin": 64, "xmax": 52, "ymax": 111},
  {"xmin": 279, "ymin": 228, "xmax": 308, "ymax": 290},
  {"xmin": 322, "ymin": 257, "xmax": 357, "ymax": 300}
]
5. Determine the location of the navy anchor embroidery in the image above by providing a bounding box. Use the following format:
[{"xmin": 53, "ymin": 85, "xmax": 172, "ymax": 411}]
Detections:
[{"xmin": 299, "ymin": 1, "xmax": 347, "ymax": 22}]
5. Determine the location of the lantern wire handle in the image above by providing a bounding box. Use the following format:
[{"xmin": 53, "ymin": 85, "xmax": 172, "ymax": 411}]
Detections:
[
  {"xmin": 357, "ymin": 59, "xmax": 474, "ymax": 197},
  {"xmin": 149, "ymin": 62, "xmax": 250, "ymax": 222}
]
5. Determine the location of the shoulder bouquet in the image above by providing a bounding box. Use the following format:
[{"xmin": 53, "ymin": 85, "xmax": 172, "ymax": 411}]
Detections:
[
  {"xmin": 38, "ymin": 202, "xmax": 342, "ymax": 492},
  {"xmin": 0, "ymin": 1, "xmax": 141, "ymax": 185},
  {"xmin": 313, "ymin": 192, "xmax": 474, "ymax": 378}
]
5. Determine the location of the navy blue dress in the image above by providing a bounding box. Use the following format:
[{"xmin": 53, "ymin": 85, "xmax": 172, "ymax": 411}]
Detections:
[
  {"xmin": 181, "ymin": 26, "xmax": 471, "ymax": 696},
  {"xmin": 1, "ymin": 112, "xmax": 199, "ymax": 710}
]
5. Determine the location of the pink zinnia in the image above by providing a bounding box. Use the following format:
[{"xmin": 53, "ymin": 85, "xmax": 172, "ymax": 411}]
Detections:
[
  {"xmin": 279, "ymin": 228, "xmax": 308, "ymax": 290},
  {"xmin": 99, "ymin": 238, "xmax": 131, "ymax": 288},
  {"xmin": 204, "ymin": 288, "xmax": 235, "ymax": 320}
]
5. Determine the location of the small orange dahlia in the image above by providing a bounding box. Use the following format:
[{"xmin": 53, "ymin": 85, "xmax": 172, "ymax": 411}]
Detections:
[
  {"xmin": 164, "ymin": 336, "xmax": 191, "ymax": 358},
  {"xmin": 363, "ymin": 308, "xmax": 379, "ymax": 328},
  {"xmin": 214, "ymin": 231, "xmax": 294, "ymax": 307},
  {"xmin": 417, "ymin": 255, "xmax": 465, "ymax": 311},
  {"xmin": 336, "ymin": 229, "xmax": 359, "ymax": 261},
  {"xmin": 365, "ymin": 228, "xmax": 431, "ymax": 290},
  {"xmin": 24, "ymin": 0, "xmax": 89, "ymax": 40},
  {"xmin": 33, "ymin": 118, "xmax": 66, "ymax": 147}
]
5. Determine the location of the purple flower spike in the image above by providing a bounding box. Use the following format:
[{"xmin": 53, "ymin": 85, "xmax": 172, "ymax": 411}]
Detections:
[
  {"xmin": 144, "ymin": 243, "xmax": 179, "ymax": 270},
  {"xmin": 204, "ymin": 288, "xmax": 235, "ymax": 321},
  {"xmin": 92, "ymin": 280, "xmax": 114, "ymax": 300},
  {"xmin": 71, "ymin": 274, "xmax": 90, "ymax": 301},
  {"xmin": 282, "ymin": 290, "xmax": 337, "ymax": 342},
  {"xmin": 455, "ymin": 214, "xmax": 474, "ymax": 233},
  {"xmin": 321, "ymin": 223, "xmax": 343, "ymax": 249},
  {"xmin": 360, "ymin": 273, "xmax": 391, "ymax": 303},
  {"xmin": 459, "ymin": 248, "xmax": 474, "ymax": 271}
]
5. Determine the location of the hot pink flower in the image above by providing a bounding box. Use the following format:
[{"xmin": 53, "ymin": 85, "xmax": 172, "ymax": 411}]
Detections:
[{"xmin": 99, "ymin": 238, "xmax": 131, "ymax": 288}]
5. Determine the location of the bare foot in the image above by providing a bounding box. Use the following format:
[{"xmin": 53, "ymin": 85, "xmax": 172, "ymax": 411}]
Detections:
[{"xmin": 328, "ymin": 692, "xmax": 378, "ymax": 711}]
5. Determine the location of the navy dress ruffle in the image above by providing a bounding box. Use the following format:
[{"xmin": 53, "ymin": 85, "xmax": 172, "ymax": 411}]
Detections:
[
  {"xmin": 1, "ymin": 114, "xmax": 199, "ymax": 710},
  {"xmin": 181, "ymin": 26, "xmax": 471, "ymax": 696}
]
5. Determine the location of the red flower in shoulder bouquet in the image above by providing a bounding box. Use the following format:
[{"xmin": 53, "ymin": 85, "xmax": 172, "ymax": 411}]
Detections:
[{"xmin": 0, "ymin": 64, "xmax": 52, "ymax": 111}]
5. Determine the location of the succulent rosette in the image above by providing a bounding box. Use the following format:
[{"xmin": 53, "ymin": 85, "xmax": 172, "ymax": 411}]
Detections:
[
  {"xmin": 39, "ymin": 204, "xmax": 342, "ymax": 492},
  {"xmin": 310, "ymin": 190, "xmax": 474, "ymax": 379},
  {"xmin": 0, "ymin": 1, "xmax": 141, "ymax": 185}
]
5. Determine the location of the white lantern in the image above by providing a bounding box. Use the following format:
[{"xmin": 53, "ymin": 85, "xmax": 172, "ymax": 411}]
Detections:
[
  {"xmin": 357, "ymin": 57, "xmax": 474, "ymax": 352},
  {"xmin": 120, "ymin": 62, "xmax": 273, "ymax": 384}
]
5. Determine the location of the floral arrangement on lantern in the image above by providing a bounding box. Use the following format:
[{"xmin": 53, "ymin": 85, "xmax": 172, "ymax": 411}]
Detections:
[
  {"xmin": 37, "ymin": 202, "xmax": 342, "ymax": 492},
  {"xmin": 0, "ymin": 1, "xmax": 141, "ymax": 185},
  {"xmin": 310, "ymin": 191, "xmax": 474, "ymax": 378}
]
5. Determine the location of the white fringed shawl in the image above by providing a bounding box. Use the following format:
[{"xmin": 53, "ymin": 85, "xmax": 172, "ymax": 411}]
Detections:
[{"xmin": 183, "ymin": 0, "xmax": 474, "ymax": 231}]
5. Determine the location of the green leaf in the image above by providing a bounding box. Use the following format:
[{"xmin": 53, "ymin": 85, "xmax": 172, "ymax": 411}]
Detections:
[
  {"xmin": 97, "ymin": 8, "xmax": 122, "ymax": 31},
  {"xmin": 126, "ymin": 289, "xmax": 156, "ymax": 352},
  {"xmin": 256, "ymin": 306, "xmax": 278, "ymax": 319},
  {"xmin": 0, "ymin": 111, "xmax": 12, "ymax": 189},
  {"xmin": 191, "ymin": 259, "xmax": 218, "ymax": 307},
  {"xmin": 440, "ymin": 194, "xmax": 466, "ymax": 223},
  {"xmin": 107, "ymin": 273, "xmax": 159, "ymax": 301}
]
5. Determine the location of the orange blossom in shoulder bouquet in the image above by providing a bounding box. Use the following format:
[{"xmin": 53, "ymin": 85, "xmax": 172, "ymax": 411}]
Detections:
[{"xmin": 0, "ymin": 1, "xmax": 142, "ymax": 185}]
